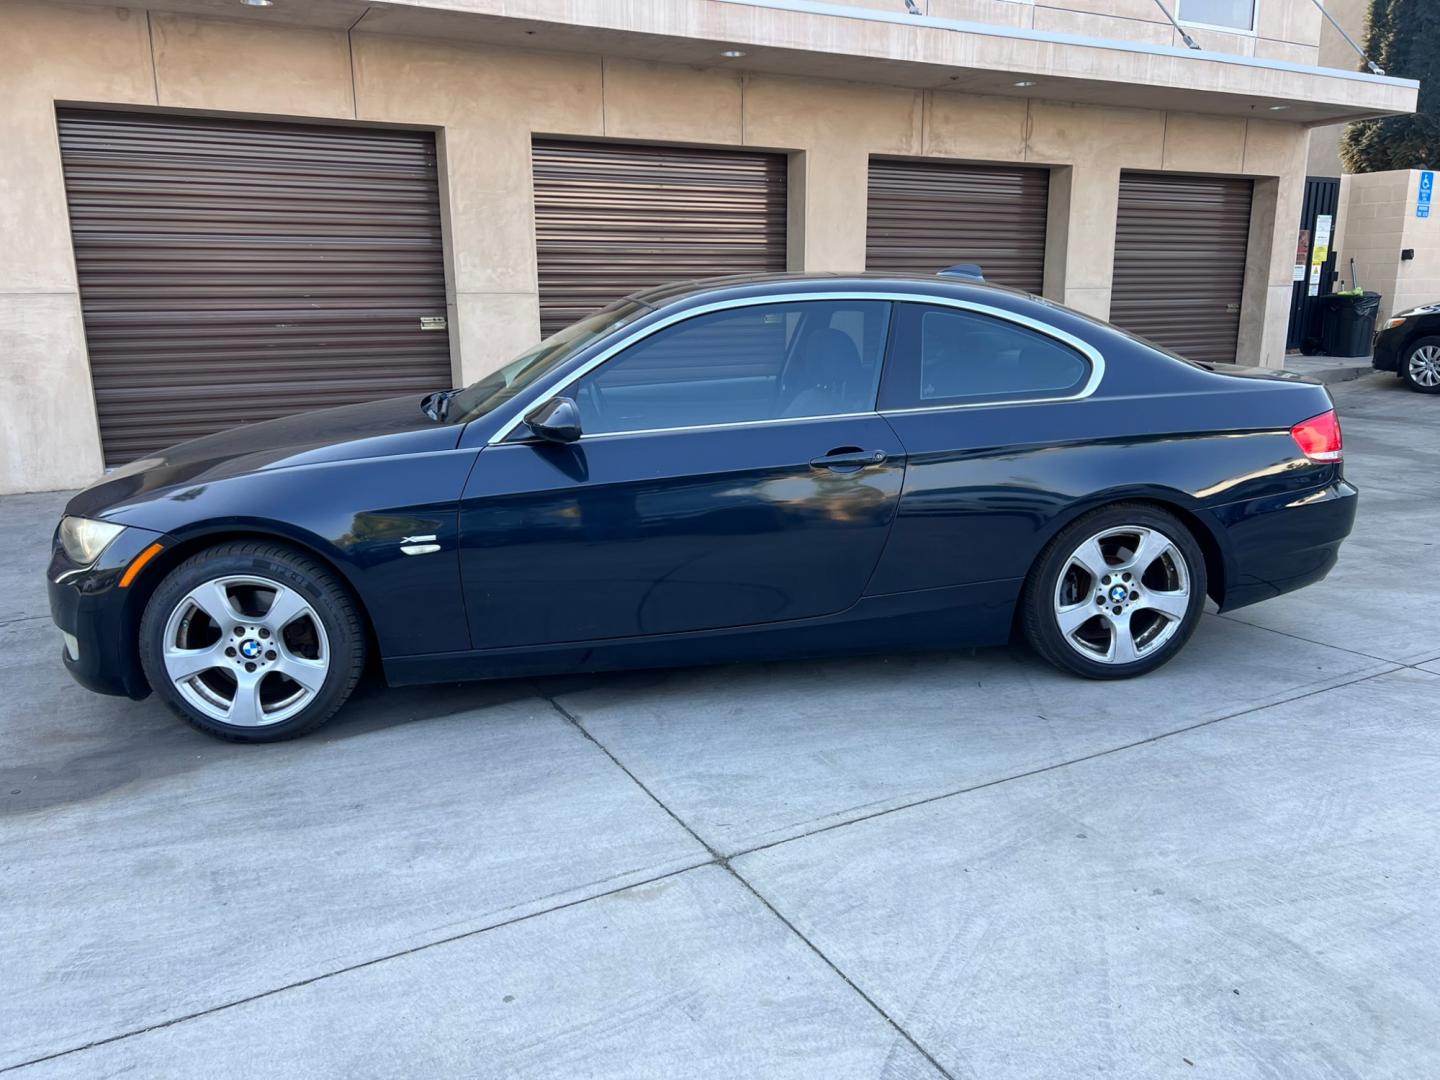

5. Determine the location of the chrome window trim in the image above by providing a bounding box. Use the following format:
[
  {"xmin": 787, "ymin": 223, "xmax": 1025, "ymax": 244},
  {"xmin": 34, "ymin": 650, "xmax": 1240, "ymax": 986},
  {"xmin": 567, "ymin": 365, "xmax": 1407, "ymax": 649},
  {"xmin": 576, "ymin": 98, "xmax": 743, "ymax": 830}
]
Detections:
[
  {"xmin": 488, "ymin": 291, "xmax": 1106, "ymax": 445},
  {"xmin": 501, "ymin": 410, "xmax": 877, "ymax": 446}
]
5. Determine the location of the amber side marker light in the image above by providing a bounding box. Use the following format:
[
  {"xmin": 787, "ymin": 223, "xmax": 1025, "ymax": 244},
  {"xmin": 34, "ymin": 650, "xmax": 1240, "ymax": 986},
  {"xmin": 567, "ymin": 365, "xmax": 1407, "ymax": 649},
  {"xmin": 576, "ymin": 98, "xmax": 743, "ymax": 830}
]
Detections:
[{"xmin": 119, "ymin": 543, "xmax": 165, "ymax": 588}]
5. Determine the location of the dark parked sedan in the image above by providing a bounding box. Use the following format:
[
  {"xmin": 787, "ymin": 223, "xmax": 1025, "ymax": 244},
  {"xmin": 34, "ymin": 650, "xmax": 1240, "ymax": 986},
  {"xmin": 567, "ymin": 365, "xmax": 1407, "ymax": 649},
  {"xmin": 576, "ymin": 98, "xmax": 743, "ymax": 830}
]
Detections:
[
  {"xmin": 1372, "ymin": 302, "xmax": 1440, "ymax": 392},
  {"xmin": 49, "ymin": 273, "xmax": 1355, "ymax": 741}
]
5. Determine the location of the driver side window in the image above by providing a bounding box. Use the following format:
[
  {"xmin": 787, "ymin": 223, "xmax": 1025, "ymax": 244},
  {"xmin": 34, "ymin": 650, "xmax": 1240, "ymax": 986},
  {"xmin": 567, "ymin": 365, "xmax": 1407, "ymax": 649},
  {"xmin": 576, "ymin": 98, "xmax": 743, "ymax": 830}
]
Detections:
[{"xmin": 568, "ymin": 300, "xmax": 891, "ymax": 436}]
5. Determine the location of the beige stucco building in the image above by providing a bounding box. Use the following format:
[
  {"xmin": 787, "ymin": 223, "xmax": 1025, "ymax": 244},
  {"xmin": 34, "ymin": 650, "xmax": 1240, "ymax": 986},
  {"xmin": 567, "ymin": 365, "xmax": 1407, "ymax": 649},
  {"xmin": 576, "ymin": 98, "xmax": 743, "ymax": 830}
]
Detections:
[{"xmin": 0, "ymin": 0, "xmax": 1417, "ymax": 495}]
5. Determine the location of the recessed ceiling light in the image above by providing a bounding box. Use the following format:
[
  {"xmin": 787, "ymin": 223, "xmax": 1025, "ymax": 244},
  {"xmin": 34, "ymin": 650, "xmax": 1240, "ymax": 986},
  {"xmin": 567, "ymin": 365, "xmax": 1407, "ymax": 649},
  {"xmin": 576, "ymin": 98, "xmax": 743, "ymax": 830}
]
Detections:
[
  {"xmin": 240, "ymin": 0, "xmax": 274, "ymax": 6},
  {"xmin": 1268, "ymin": 104, "xmax": 1289, "ymax": 110},
  {"xmin": 1014, "ymin": 80, "xmax": 1037, "ymax": 87},
  {"xmin": 720, "ymin": 49, "xmax": 746, "ymax": 58}
]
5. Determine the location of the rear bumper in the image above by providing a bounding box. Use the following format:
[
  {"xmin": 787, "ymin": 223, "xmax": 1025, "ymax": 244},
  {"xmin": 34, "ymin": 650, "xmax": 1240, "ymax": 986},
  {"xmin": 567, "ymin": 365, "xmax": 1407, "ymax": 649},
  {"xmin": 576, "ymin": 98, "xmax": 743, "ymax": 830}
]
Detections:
[
  {"xmin": 47, "ymin": 525, "xmax": 163, "ymax": 699},
  {"xmin": 1214, "ymin": 479, "xmax": 1358, "ymax": 612}
]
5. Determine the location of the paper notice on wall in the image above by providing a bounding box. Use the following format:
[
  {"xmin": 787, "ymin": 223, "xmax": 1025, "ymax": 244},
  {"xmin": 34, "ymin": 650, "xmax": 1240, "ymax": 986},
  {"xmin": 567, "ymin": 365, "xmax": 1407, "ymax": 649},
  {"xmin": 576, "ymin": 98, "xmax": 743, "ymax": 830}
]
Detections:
[
  {"xmin": 1294, "ymin": 228, "xmax": 1310, "ymax": 281},
  {"xmin": 1308, "ymin": 214, "xmax": 1332, "ymax": 296}
]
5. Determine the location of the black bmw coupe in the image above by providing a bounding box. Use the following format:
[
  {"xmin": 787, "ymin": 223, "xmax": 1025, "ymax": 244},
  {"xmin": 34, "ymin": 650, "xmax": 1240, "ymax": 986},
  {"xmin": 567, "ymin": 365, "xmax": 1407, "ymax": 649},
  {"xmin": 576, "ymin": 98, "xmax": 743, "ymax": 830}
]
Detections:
[{"xmin": 49, "ymin": 273, "xmax": 1355, "ymax": 741}]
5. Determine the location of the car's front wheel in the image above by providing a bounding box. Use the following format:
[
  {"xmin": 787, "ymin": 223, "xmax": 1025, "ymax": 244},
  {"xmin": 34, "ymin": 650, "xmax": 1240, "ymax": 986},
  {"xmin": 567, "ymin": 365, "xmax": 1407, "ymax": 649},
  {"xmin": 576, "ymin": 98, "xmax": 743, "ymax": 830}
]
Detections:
[
  {"xmin": 1401, "ymin": 336, "xmax": 1440, "ymax": 393},
  {"xmin": 138, "ymin": 541, "xmax": 365, "ymax": 741},
  {"xmin": 1022, "ymin": 504, "xmax": 1207, "ymax": 679}
]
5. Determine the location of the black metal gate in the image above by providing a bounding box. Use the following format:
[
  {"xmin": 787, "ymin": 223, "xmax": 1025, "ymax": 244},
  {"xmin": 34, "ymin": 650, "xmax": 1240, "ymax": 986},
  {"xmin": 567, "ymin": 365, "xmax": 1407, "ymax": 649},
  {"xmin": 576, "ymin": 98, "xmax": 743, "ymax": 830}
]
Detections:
[{"xmin": 1287, "ymin": 176, "xmax": 1340, "ymax": 353}]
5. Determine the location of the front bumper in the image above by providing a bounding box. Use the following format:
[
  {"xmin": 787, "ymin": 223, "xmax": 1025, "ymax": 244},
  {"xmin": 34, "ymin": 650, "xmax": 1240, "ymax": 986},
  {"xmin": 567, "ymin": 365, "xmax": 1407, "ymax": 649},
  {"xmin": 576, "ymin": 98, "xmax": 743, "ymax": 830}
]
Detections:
[
  {"xmin": 47, "ymin": 524, "xmax": 166, "ymax": 699},
  {"xmin": 1214, "ymin": 478, "xmax": 1358, "ymax": 612},
  {"xmin": 1372, "ymin": 330, "xmax": 1404, "ymax": 372}
]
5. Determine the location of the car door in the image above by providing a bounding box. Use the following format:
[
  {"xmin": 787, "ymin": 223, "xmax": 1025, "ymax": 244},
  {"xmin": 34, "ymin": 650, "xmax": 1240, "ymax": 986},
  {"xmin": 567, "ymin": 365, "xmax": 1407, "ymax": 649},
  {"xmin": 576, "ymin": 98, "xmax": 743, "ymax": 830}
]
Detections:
[
  {"xmin": 866, "ymin": 300, "xmax": 1103, "ymax": 594},
  {"xmin": 458, "ymin": 298, "xmax": 906, "ymax": 648}
]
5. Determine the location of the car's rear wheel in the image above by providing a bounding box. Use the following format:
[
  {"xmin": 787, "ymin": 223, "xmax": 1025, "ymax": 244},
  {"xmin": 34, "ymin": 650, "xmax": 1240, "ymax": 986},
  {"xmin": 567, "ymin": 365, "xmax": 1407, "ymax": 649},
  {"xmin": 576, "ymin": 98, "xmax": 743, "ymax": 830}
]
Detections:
[
  {"xmin": 1401, "ymin": 337, "xmax": 1440, "ymax": 393},
  {"xmin": 138, "ymin": 542, "xmax": 365, "ymax": 741},
  {"xmin": 1022, "ymin": 504, "xmax": 1207, "ymax": 679}
]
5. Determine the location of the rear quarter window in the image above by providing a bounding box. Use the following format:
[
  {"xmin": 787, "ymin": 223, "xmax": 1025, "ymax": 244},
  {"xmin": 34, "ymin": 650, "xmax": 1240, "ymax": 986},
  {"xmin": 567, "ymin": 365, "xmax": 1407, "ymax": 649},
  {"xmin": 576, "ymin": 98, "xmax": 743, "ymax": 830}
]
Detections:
[{"xmin": 879, "ymin": 303, "xmax": 1093, "ymax": 409}]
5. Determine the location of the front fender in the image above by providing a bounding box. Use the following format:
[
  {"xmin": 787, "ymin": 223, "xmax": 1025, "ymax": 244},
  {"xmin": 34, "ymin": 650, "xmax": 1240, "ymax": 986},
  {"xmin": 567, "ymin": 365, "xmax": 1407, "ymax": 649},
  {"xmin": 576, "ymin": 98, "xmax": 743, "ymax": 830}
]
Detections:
[{"xmin": 102, "ymin": 448, "xmax": 479, "ymax": 658}]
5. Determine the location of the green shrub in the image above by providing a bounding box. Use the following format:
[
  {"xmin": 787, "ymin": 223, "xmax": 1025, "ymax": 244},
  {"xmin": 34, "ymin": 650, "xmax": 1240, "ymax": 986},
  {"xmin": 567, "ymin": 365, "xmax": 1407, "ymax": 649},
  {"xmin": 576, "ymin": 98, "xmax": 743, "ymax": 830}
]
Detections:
[{"xmin": 1339, "ymin": 0, "xmax": 1440, "ymax": 173}]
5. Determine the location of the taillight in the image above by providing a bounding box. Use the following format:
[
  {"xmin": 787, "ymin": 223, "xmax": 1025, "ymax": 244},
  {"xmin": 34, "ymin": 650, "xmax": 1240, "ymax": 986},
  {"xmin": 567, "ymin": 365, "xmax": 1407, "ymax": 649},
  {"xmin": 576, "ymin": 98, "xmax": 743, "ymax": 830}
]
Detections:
[{"xmin": 1290, "ymin": 409, "xmax": 1343, "ymax": 463}]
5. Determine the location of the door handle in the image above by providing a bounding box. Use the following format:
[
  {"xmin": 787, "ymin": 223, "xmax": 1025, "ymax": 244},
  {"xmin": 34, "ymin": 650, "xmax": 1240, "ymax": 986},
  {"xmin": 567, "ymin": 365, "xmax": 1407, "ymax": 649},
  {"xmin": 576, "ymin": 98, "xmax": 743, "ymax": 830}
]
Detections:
[{"xmin": 810, "ymin": 448, "xmax": 888, "ymax": 471}]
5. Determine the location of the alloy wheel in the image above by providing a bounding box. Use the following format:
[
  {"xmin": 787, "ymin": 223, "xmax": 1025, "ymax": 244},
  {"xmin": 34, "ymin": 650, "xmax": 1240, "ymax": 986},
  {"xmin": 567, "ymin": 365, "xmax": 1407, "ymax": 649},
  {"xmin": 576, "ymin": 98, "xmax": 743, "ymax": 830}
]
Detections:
[
  {"xmin": 1052, "ymin": 525, "xmax": 1191, "ymax": 665},
  {"xmin": 1408, "ymin": 344, "xmax": 1440, "ymax": 388},
  {"xmin": 161, "ymin": 575, "xmax": 329, "ymax": 727}
]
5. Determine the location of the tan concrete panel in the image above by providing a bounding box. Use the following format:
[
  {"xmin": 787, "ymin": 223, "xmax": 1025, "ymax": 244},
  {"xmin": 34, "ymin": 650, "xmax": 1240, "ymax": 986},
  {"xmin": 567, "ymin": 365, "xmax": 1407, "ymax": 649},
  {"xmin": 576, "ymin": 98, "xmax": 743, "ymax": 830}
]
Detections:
[
  {"xmin": 742, "ymin": 75, "xmax": 922, "ymax": 155},
  {"xmin": 1025, "ymin": 100, "xmax": 1165, "ymax": 166},
  {"xmin": 603, "ymin": 59, "xmax": 742, "ymax": 144},
  {"xmin": 0, "ymin": 1, "xmax": 154, "ymax": 101},
  {"xmin": 0, "ymin": 293, "xmax": 105, "ymax": 493},
  {"xmin": 928, "ymin": 0, "xmax": 1032, "ymax": 27},
  {"xmin": 1161, "ymin": 112, "xmax": 1246, "ymax": 172},
  {"xmin": 1026, "ymin": 102, "xmax": 1164, "ymax": 295},
  {"xmin": 1033, "ymin": 7, "xmax": 1172, "ymax": 46},
  {"xmin": 1039, "ymin": 0, "xmax": 1169, "ymax": 22},
  {"xmin": 1256, "ymin": 0, "xmax": 1323, "ymax": 47},
  {"xmin": 1253, "ymin": 38, "xmax": 1318, "ymax": 65},
  {"xmin": 1241, "ymin": 117, "xmax": 1306, "ymax": 177},
  {"xmin": 352, "ymin": 33, "xmax": 604, "ymax": 131},
  {"xmin": 454, "ymin": 291, "xmax": 542, "ymax": 384},
  {"xmin": 1171, "ymin": 26, "xmax": 1256, "ymax": 57},
  {"xmin": 1306, "ymin": 122, "xmax": 1343, "ymax": 176},
  {"xmin": 744, "ymin": 76, "xmax": 920, "ymax": 273},
  {"xmin": 923, "ymin": 91, "xmax": 1028, "ymax": 161},
  {"xmin": 0, "ymin": 2, "xmax": 154, "ymax": 294},
  {"xmin": 151, "ymin": 14, "xmax": 355, "ymax": 118}
]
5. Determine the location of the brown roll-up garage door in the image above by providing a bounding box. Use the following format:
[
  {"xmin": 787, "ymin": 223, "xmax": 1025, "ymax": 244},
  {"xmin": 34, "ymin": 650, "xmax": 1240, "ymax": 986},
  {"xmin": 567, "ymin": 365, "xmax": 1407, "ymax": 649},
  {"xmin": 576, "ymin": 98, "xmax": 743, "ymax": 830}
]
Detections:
[
  {"xmin": 1111, "ymin": 172, "xmax": 1253, "ymax": 365},
  {"xmin": 57, "ymin": 110, "xmax": 452, "ymax": 465},
  {"xmin": 865, "ymin": 158, "xmax": 1049, "ymax": 294},
  {"xmin": 532, "ymin": 140, "xmax": 788, "ymax": 336}
]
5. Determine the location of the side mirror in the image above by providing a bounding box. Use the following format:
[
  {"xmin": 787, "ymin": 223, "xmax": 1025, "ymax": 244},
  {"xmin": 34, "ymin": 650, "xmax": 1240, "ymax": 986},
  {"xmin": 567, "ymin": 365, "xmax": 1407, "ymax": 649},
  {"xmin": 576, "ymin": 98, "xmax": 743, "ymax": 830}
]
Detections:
[{"xmin": 524, "ymin": 396, "xmax": 582, "ymax": 443}]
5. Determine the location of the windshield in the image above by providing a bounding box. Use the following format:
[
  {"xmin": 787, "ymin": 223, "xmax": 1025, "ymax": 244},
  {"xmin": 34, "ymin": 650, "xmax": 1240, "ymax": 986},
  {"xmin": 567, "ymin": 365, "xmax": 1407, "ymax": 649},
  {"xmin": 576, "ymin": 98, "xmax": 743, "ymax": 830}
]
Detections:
[{"xmin": 447, "ymin": 299, "xmax": 650, "ymax": 422}]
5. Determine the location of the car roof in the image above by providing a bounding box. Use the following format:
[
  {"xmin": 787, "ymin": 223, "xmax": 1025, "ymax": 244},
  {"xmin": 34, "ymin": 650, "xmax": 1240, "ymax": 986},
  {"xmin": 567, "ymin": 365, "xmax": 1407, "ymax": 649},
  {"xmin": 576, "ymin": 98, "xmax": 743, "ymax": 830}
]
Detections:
[{"xmin": 624, "ymin": 271, "xmax": 1037, "ymax": 312}]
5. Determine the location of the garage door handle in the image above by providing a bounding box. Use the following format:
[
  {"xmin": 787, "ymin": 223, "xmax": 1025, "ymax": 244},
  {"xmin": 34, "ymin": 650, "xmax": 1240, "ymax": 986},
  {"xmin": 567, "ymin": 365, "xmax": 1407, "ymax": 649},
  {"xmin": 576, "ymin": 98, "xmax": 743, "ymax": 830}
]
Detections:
[{"xmin": 811, "ymin": 449, "xmax": 887, "ymax": 471}]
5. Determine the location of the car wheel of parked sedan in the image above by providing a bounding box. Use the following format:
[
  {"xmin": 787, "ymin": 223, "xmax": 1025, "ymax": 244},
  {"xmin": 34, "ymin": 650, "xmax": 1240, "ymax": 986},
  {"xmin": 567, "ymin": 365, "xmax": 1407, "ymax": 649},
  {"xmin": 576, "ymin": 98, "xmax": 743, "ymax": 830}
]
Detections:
[
  {"xmin": 1401, "ymin": 337, "xmax": 1440, "ymax": 393},
  {"xmin": 1022, "ymin": 504, "xmax": 1207, "ymax": 679},
  {"xmin": 138, "ymin": 542, "xmax": 365, "ymax": 742}
]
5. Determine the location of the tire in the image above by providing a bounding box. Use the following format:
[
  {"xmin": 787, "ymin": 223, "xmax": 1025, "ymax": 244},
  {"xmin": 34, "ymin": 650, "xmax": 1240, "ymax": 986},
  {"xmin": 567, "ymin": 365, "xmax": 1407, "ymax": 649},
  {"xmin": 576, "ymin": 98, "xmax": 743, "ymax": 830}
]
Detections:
[
  {"xmin": 138, "ymin": 541, "xmax": 365, "ymax": 742},
  {"xmin": 1022, "ymin": 503, "xmax": 1207, "ymax": 680},
  {"xmin": 1401, "ymin": 336, "xmax": 1440, "ymax": 393}
]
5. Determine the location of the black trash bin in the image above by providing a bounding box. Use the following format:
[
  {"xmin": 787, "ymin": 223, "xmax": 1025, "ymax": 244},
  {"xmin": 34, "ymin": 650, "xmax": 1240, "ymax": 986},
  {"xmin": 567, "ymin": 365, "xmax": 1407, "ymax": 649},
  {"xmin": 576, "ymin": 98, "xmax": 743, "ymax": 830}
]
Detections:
[{"xmin": 1318, "ymin": 291, "xmax": 1381, "ymax": 357}]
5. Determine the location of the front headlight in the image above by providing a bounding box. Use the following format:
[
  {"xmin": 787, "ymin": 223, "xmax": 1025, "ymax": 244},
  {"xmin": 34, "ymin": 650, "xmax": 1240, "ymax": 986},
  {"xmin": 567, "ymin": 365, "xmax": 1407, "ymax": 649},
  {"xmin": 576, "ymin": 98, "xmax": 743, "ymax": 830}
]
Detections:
[
  {"xmin": 58, "ymin": 516, "xmax": 127, "ymax": 565},
  {"xmin": 1385, "ymin": 316, "xmax": 1408, "ymax": 330}
]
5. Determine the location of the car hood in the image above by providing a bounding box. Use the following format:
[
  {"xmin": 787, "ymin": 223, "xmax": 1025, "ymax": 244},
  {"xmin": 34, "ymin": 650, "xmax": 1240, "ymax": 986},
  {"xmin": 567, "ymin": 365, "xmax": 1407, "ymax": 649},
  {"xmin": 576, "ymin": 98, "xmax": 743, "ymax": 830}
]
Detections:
[{"xmin": 68, "ymin": 395, "xmax": 463, "ymax": 520}]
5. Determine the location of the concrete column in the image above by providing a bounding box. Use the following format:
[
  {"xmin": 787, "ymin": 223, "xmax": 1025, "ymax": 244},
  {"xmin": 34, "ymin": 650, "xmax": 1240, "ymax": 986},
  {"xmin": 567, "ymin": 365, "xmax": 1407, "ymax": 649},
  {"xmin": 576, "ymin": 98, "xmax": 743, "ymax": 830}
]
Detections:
[
  {"xmin": 743, "ymin": 76, "xmax": 923, "ymax": 275},
  {"xmin": 1025, "ymin": 102, "xmax": 1166, "ymax": 321},
  {"xmin": 353, "ymin": 35, "xmax": 605, "ymax": 383},
  {"xmin": 0, "ymin": 3, "xmax": 155, "ymax": 493},
  {"xmin": 1238, "ymin": 119, "xmax": 1311, "ymax": 366}
]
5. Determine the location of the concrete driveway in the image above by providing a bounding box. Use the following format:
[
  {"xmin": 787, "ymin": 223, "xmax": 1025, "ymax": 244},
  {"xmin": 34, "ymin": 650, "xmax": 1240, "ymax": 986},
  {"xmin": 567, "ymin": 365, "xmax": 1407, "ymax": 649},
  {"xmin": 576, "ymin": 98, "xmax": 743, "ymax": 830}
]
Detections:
[{"xmin": 2, "ymin": 375, "xmax": 1437, "ymax": 1079}]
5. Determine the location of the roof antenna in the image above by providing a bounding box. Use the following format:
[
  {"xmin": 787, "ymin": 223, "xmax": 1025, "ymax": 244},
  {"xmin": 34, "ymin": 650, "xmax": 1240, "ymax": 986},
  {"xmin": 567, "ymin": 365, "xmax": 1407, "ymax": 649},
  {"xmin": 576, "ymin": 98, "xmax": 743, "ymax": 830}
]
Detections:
[
  {"xmin": 904, "ymin": 0, "xmax": 921, "ymax": 13},
  {"xmin": 1306, "ymin": 0, "xmax": 1384, "ymax": 74},
  {"xmin": 1149, "ymin": 0, "xmax": 1201, "ymax": 48}
]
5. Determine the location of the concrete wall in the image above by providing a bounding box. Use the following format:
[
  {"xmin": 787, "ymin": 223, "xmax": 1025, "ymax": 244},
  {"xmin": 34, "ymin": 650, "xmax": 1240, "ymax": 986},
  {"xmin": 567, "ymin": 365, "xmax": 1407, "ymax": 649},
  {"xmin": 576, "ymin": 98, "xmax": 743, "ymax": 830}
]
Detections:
[
  {"xmin": 1333, "ymin": 169, "xmax": 1440, "ymax": 324},
  {"xmin": 829, "ymin": 0, "xmax": 1323, "ymax": 61},
  {"xmin": 0, "ymin": 0, "xmax": 1311, "ymax": 494},
  {"xmin": 1305, "ymin": 0, "xmax": 1368, "ymax": 176}
]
